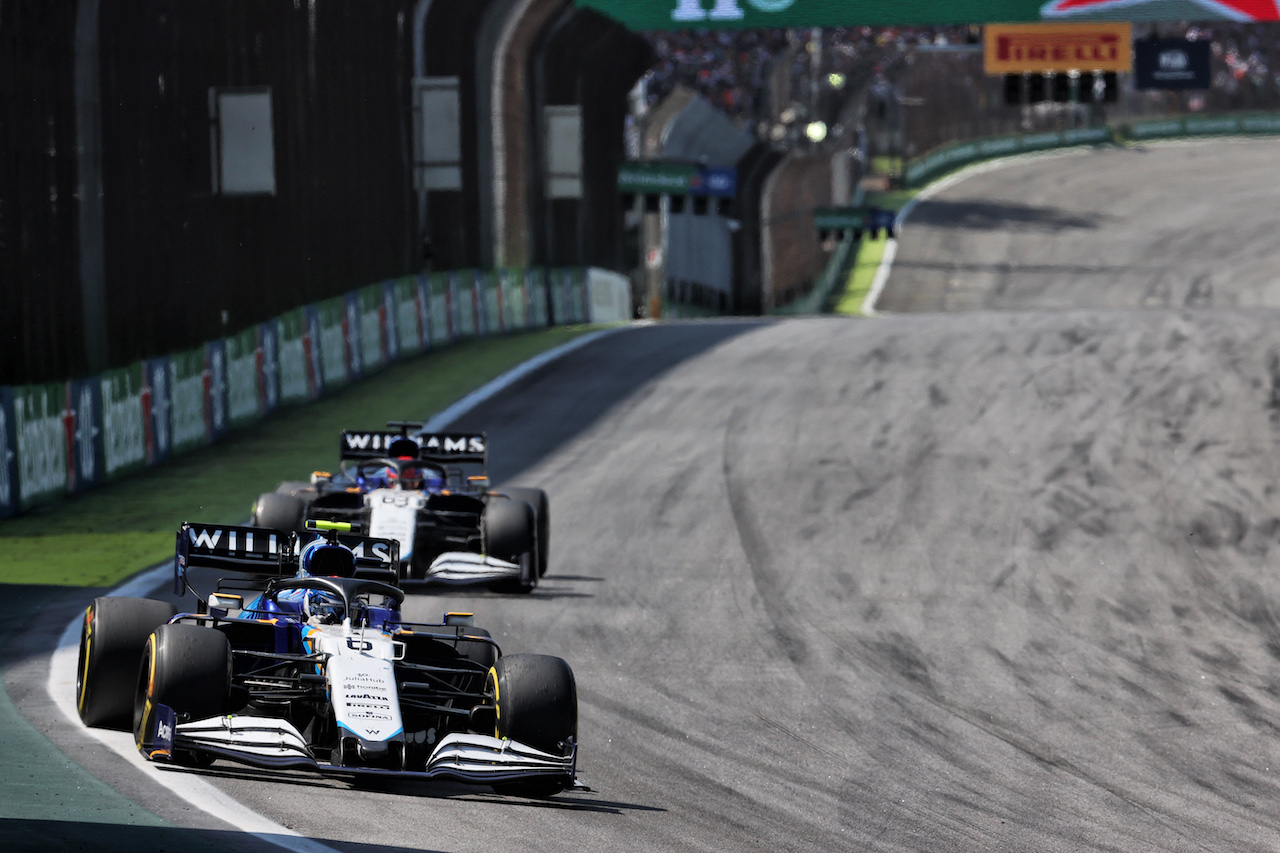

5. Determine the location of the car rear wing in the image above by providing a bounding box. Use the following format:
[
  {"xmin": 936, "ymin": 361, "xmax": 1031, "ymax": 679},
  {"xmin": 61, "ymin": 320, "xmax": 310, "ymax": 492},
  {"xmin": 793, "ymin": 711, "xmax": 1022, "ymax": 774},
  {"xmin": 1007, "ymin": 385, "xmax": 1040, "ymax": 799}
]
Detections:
[
  {"xmin": 338, "ymin": 429, "xmax": 488, "ymax": 467},
  {"xmin": 175, "ymin": 522, "xmax": 401, "ymax": 596},
  {"xmin": 175, "ymin": 523, "xmax": 291, "ymax": 595}
]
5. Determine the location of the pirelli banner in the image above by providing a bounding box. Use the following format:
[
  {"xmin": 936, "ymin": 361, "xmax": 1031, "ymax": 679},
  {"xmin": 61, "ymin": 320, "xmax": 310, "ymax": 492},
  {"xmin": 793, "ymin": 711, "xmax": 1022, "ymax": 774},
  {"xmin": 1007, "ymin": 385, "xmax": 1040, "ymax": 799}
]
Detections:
[{"xmin": 985, "ymin": 23, "xmax": 1132, "ymax": 75}]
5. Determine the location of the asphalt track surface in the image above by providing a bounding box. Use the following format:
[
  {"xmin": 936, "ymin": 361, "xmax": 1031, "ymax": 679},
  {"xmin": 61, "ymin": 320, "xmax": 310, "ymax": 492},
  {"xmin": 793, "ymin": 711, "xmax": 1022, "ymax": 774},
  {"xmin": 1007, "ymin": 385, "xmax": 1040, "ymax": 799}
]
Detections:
[{"xmin": 11, "ymin": 137, "xmax": 1280, "ymax": 851}]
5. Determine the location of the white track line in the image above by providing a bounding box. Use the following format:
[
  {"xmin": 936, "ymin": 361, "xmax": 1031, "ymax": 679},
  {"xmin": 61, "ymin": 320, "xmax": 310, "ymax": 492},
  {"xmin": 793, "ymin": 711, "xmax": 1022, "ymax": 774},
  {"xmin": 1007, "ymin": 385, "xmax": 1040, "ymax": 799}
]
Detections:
[{"xmin": 45, "ymin": 323, "xmax": 631, "ymax": 851}]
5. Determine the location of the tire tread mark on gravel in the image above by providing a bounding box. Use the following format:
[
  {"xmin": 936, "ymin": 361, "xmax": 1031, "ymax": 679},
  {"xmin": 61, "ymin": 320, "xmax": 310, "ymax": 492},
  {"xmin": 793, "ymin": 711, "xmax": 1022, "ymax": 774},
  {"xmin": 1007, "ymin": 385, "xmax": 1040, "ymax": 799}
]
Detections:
[
  {"xmin": 806, "ymin": 620, "xmax": 1231, "ymax": 852},
  {"xmin": 722, "ymin": 405, "xmax": 809, "ymax": 666}
]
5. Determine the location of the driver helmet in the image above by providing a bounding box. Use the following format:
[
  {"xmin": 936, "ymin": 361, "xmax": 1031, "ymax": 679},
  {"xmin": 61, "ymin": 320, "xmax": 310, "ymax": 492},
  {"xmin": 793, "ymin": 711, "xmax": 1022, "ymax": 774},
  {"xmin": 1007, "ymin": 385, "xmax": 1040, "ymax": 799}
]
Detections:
[
  {"xmin": 299, "ymin": 538, "xmax": 355, "ymax": 578},
  {"xmin": 399, "ymin": 463, "xmax": 444, "ymax": 492}
]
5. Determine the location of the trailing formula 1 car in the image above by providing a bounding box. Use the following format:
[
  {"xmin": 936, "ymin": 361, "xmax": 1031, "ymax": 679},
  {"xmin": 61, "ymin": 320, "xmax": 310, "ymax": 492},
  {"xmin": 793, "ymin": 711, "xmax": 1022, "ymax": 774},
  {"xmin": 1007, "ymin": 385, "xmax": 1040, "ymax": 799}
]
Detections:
[
  {"xmin": 75, "ymin": 520, "xmax": 579, "ymax": 796},
  {"xmin": 250, "ymin": 423, "xmax": 549, "ymax": 593}
]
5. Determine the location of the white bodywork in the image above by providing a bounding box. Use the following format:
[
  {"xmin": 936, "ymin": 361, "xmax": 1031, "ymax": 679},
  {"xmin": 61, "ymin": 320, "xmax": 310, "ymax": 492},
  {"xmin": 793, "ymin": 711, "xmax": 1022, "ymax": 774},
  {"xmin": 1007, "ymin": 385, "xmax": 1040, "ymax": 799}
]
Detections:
[
  {"xmin": 365, "ymin": 487, "xmax": 523, "ymax": 584},
  {"xmin": 424, "ymin": 551, "xmax": 522, "ymax": 584},
  {"xmin": 365, "ymin": 488, "xmax": 424, "ymax": 561},
  {"xmin": 162, "ymin": 615, "xmax": 574, "ymax": 784}
]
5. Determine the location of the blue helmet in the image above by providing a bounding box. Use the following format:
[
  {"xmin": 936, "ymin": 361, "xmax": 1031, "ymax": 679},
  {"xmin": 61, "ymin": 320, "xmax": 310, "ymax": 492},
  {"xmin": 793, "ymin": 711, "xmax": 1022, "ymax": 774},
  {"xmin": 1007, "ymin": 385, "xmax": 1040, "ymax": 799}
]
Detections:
[{"xmin": 299, "ymin": 539, "xmax": 355, "ymax": 578}]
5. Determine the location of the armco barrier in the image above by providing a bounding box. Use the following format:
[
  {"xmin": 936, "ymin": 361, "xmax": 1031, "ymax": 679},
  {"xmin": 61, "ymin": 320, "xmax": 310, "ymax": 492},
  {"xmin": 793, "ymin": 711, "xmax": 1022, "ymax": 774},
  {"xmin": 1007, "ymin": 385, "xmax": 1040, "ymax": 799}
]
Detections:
[
  {"xmin": 0, "ymin": 266, "xmax": 609, "ymax": 519},
  {"xmin": 904, "ymin": 111, "xmax": 1280, "ymax": 189}
]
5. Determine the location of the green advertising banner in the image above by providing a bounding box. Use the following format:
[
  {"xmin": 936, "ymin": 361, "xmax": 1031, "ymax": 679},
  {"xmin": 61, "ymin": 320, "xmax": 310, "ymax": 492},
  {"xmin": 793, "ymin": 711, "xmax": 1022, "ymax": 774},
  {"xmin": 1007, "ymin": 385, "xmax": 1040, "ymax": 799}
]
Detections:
[
  {"xmin": 168, "ymin": 347, "xmax": 209, "ymax": 454},
  {"xmin": 576, "ymin": 0, "xmax": 1279, "ymax": 30},
  {"xmin": 427, "ymin": 272, "xmax": 453, "ymax": 345},
  {"xmin": 224, "ymin": 328, "xmax": 262, "ymax": 429},
  {"xmin": 13, "ymin": 382, "xmax": 67, "ymax": 509},
  {"xmin": 276, "ymin": 308, "xmax": 311, "ymax": 405},
  {"xmin": 392, "ymin": 275, "xmax": 426, "ymax": 355},
  {"xmin": 313, "ymin": 296, "xmax": 350, "ymax": 391},
  {"xmin": 618, "ymin": 162, "xmax": 697, "ymax": 193},
  {"xmin": 479, "ymin": 271, "xmax": 503, "ymax": 335},
  {"xmin": 499, "ymin": 269, "xmax": 528, "ymax": 332},
  {"xmin": 456, "ymin": 272, "xmax": 478, "ymax": 339},
  {"xmin": 98, "ymin": 363, "xmax": 147, "ymax": 479},
  {"xmin": 356, "ymin": 284, "xmax": 387, "ymax": 374},
  {"xmin": 527, "ymin": 269, "xmax": 551, "ymax": 329}
]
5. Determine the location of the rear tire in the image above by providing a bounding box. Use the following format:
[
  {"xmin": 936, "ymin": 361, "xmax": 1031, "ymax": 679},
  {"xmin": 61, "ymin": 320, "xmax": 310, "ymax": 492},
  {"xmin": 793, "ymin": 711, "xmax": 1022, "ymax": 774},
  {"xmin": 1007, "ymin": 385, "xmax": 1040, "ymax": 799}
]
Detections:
[
  {"xmin": 134, "ymin": 624, "xmax": 231, "ymax": 755},
  {"xmin": 504, "ymin": 487, "xmax": 549, "ymax": 577},
  {"xmin": 77, "ymin": 597, "xmax": 177, "ymax": 729},
  {"xmin": 251, "ymin": 492, "xmax": 305, "ymax": 534},
  {"xmin": 487, "ymin": 654, "xmax": 577, "ymax": 797}
]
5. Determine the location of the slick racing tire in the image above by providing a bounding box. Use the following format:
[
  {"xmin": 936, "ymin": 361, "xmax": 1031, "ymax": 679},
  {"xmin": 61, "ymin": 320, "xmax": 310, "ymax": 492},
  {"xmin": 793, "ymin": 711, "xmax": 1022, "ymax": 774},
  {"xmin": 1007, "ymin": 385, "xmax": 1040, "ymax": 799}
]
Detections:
[
  {"xmin": 503, "ymin": 487, "xmax": 550, "ymax": 577},
  {"xmin": 77, "ymin": 597, "xmax": 178, "ymax": 730},
  {"xmin": 251, "ymin": 492, "xmax": 305, "ymax": 534},
  {"xmin": 486, "ymin": 654, "xmax": 577, "ymax": 797},
  {"xmin": 483, "ymin": 496, "xmax": 537, "ymax": 594},
  {"xmin": 134, "ymin": 623, "xmax": 232, "ymax": 756}
]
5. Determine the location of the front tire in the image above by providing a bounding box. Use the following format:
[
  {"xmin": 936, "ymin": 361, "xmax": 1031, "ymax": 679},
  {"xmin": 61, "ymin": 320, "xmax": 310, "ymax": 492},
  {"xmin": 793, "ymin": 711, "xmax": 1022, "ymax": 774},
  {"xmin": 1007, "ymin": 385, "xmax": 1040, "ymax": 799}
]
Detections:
[
  {"xmin": 134, "ymin": 623, "xmax": 231, "ymax": 756},
  {"xmin": 77, "ymin": 597, "xmax": 178, "ymax": 729},
  {"xmin": 486, "ymin": 654, "xmax": 577, "ymax": 796},
  {"xmin": 504, "ymin": 487, "xmax": 549, "ymax": 577},
  {"xmin": 483, "ymin": 496, "xmax": 537, "ymax": 594}
]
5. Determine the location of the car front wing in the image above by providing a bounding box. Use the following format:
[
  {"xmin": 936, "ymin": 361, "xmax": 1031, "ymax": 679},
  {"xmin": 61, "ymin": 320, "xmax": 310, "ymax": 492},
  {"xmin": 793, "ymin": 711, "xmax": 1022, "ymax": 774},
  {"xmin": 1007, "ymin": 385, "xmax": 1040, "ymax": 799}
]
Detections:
[{"xmin": 152, "ymin": 706, "xmax": 576, "ymax": 785}]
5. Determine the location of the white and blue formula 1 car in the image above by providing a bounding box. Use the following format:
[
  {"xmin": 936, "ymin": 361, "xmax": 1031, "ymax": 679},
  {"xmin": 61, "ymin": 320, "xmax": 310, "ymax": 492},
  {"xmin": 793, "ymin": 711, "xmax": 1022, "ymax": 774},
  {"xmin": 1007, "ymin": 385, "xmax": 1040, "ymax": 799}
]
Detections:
[
  {"xmin": 75, "ymin": 520, "xmax": 579, "ymax": 796},
  {"xmin": 250, "ymin": 423, "xmax": 549, "ymax": 593}
]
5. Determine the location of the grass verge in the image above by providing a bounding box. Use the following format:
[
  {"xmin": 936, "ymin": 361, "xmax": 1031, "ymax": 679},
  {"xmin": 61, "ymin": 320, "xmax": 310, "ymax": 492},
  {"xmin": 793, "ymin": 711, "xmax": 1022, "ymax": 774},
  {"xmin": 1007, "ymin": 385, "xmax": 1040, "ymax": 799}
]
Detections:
[
  {"xmin": 832, "ymin": 235, "xmax": 886, "ymax": 315},
  {"xmin": 0, "ymin": 326, "xmax": 600, "ymax": 587},
  {"xmin": 831, "ymin": 186, "xmax": 923, "ymax": 315}
]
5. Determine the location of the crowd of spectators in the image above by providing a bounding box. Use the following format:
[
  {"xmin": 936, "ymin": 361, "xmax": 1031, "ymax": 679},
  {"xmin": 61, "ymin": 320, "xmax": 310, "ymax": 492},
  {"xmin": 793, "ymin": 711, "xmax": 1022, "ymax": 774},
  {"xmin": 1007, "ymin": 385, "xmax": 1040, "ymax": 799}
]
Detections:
[
  {"xmin": 639, "ymin": 22, "xmax": 1280, "ymax": 158},
  {"xmin": 639, "ymin": 25, "xmax": 978, "ymax": 137},
  {"xmin": 640, "ymin": 28, "xmax": 790, "ymax": 123}
]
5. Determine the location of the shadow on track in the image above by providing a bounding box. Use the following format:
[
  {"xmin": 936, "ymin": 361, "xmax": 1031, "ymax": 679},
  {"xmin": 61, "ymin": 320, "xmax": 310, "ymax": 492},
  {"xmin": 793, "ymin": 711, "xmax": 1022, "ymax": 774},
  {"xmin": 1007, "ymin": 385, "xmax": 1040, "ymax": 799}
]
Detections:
[
  {"xmin": 906, "ymin": 197, "xmax": 1107, "ymax": 232},
  {"xmin": 450, "ymin": 321, "xmax": 770, "ymax": 486}
]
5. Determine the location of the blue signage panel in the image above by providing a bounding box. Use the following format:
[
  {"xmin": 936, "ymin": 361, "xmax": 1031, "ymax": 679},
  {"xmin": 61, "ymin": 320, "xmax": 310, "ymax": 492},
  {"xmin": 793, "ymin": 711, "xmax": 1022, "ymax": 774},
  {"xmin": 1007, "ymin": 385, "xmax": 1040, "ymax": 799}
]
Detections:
[
  {"xmin": 0, "ymin": 387, "xmax": 16, "ymax": 518},
  {"xmin": 1134, "ymin": 38, "xmax": 1211, "ymax": 90},
  {"xmin": 66, "ymin": 378, "xmax": 104, "ymax": 493},
  {"xmin": 692, "ymin": 165, "xmax": 737, "ymax": 197},
  {"xmin": 145, "ymin": 357, "xmax": 172, "ymax": 465}
]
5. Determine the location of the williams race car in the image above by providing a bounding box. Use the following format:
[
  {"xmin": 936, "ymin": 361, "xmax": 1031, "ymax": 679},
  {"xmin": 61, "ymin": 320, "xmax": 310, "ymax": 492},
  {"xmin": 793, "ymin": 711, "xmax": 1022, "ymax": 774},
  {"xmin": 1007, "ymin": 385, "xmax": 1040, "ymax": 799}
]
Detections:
[
  {"xmin": 75, "ymin": 520, "xmax": 579, "ymax": 795},
  {"xmin": 250, "ymin": 423, "xmax": 549, "ymax": 593}
]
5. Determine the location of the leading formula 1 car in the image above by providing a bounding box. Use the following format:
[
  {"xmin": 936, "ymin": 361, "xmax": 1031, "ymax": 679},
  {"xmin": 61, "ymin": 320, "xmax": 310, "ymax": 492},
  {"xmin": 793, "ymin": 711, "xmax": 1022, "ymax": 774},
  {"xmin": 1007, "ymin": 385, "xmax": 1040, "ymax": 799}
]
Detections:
[
  {"xmin": 75, "ymin": 519, "xmax": 579, "ymax": 795},
  {"xmin": 250, "ymin": 423, "xmax": 549, "ymax": 593}
]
